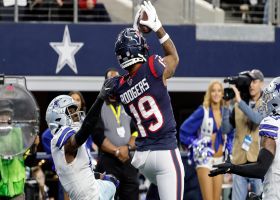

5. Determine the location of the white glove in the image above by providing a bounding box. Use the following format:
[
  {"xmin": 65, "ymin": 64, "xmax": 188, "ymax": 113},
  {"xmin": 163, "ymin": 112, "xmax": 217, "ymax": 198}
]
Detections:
[
  {"xmin": 133, "ymin": 6, "xmax": 142, "ymax": 32},
  {"xmin": 140, "ymin": 1, "xmax": 162, "ymax": 32}
]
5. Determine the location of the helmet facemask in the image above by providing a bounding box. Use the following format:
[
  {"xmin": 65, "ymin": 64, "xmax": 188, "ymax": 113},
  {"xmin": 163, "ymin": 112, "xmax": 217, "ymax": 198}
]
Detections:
[{"xmin": 65, "ymin": 105, "xmax": 84, "ymax": 128}]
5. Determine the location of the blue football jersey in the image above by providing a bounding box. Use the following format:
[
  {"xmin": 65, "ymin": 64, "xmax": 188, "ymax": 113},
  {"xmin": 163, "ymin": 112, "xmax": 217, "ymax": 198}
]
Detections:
[
  {"xmin": 114, "ymin": 55, "xmax": 177, "ymax": 151},
  {"xmin": 259, "ymin": 116, "xmax": 280, "ymax": 139}
]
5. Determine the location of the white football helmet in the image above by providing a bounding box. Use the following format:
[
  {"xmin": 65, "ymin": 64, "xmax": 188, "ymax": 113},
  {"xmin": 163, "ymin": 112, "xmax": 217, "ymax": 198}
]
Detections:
[
  {"xmin": 259, "ymin": 77, "xmax": 280, "ymax": 116},
  {"xmin": 46, "ymin": 95, "xmax": 83, "ymax": 135}
]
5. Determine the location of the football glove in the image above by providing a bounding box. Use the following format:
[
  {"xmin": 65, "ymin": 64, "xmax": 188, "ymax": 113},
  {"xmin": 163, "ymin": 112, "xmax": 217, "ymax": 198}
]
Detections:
[
  {"xmin": 140, "ymin": 1, "xmax": 162, "ymax": 32},
  {"xmin": 209, "ymin": 156, "xmax": 233, "ymax": 177},
  {"xmin": 103, "ymin": 174, "xmax": 120, "ymax": 188},
  {"xmin": 98, "ymin": 77, "xmax": 118, "ymax": 100},
  {"xmin": 133, "ymin": 6, "xmax": 142, "ymax": 32}
]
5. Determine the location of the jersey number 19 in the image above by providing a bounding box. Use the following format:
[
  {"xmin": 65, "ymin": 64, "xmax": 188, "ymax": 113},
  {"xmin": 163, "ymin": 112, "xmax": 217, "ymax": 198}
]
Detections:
[{"xmin": 129, "ymin": 95, "xmax": 163, "ymax": 137}]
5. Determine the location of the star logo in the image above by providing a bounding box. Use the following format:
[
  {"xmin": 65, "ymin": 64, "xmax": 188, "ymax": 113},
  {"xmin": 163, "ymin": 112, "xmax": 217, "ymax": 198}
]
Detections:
[
  {"xmin": 50, "ymin": 25, "xmax": 84, "ymax": 74},
  {"xmin": 53, "ymin": 100, "xmax": 59, "ymax": 107}
]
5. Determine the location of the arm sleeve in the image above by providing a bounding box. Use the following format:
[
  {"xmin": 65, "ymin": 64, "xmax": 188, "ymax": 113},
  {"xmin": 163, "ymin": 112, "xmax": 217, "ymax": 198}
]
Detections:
[
  {"xmin": 231, "ymin": 148, "xmax": 274, "ymax": 179},
  {"xmin": 91, "ymin": 117, "xmax": 106, "ymax": 148},
  {"xmin": 75, "ymin": 98, "xmax": 104, "ymax": 147},
  {"xmin": 221, "ymin": 107, "xmax": 234, "ymax": 134},
  {"xmin": 259, "ymin": 117, "xmax": 279, "ymax": 139},
  {"xmin": 179, "ymin": 106, "xmax": 204, "ymax": 146},
  {"xmin": 238, "ymin": 100, "xmax": 264, "ymax": 124}
]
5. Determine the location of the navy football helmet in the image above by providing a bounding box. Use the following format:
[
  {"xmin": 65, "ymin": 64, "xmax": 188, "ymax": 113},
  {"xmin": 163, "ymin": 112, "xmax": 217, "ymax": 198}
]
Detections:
[{"xmin": 115, "ymin": 28, "xmax": 148, "ymax": 69}]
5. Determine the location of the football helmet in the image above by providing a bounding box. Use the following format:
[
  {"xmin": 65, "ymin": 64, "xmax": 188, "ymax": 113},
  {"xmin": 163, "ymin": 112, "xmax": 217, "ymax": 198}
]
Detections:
[
  {"xmin": 46, "ymin": 95, "xmax": 83, "ymax": 135},
  {"xmin": 115, "ymin": 28, "xmax": 148, "ymax": 69},
  {"xmin": 259, "ymin": 77, "xmax": 280, "ymax": 116}
]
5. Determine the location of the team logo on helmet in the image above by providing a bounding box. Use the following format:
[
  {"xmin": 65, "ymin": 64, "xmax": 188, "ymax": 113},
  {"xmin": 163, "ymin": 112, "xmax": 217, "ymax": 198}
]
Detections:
[
  {"xmin": 275, "ymin": 82, "xmax": 280, "ymax": 93},
  {"xmin": 124, "ymin": 30, "xmax": 141, "ymax": 45}
]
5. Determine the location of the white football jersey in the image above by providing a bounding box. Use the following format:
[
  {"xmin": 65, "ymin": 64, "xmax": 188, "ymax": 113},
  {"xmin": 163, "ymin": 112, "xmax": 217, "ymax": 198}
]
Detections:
[
  {"xmin": 51, "ymin": 125, "xmax": 99, "ymax": 200},
  {"xmin": 259, "ymin": 116, "xmax": 280, "ymax": 200}
]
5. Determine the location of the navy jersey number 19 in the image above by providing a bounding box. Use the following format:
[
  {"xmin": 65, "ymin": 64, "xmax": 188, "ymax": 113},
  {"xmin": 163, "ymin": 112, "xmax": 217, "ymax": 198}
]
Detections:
[{"xmin": 129, "ymin": 95, "xmax": 163, "ymax": 137}]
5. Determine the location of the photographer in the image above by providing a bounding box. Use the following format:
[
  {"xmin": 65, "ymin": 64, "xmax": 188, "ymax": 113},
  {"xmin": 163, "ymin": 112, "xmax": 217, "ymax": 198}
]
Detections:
[{"xmin": 220, "ymin": 69, "xmax": 264, "ymax": 200}]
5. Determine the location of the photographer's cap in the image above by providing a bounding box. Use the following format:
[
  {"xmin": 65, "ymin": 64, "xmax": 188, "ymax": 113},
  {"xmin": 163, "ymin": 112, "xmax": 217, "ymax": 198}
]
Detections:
[{"xmin": 249, "ymin": 69, "xmax": 264, "ymax": 81}]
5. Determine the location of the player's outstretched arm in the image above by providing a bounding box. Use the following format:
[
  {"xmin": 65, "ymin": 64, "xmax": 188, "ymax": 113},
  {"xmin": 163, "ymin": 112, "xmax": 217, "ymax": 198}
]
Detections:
[
  {"xmin": 209, "ymin": 136, "xmax": 275, "ymax": 179},
  {"xmin": 140, "ymin": 1, "xmax": 179, "ymax": 80},
  {"xmin": 157, "ymin": 27, "xmax": 179, "ymax": 81},
  {"xmin": 66, "ymin": 78, "xmax": 117, "ymax": 151}
]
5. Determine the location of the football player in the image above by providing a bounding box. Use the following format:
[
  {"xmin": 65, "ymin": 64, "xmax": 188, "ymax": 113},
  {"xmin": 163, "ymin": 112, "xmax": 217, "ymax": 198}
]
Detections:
[
  {"xmin": 111, "ymin": 1, "xmax": 185, "ymax": 199},
  {"xmin": 45, "ymin": 79, "xmax": 119, "ymax": 200},
  {"xmin": 209, "ymin": 77, "xmax": 280, "ymax": 200}
]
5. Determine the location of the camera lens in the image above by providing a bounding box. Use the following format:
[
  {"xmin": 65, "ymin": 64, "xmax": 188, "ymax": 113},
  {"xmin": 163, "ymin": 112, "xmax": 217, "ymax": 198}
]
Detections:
[{"xmin": 223, "ymin": 88, "xmax": 235, "ymax": 100}]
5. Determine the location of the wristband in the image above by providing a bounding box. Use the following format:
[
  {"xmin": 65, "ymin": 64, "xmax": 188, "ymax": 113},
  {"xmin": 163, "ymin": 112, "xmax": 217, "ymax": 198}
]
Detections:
[{"xmin": 159, "ymin": 33, "xmax": 170, "ymax": 44}]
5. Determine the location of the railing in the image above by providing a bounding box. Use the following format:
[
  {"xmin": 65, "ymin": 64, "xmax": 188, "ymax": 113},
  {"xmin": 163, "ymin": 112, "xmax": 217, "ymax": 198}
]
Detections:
[
  {"xmin": 0, "ymin": 0, "xmax": 279, "ymax": 25},
  {"xmin": 0, "ymin": 0, "xmax": 111, "ymax": 23}
]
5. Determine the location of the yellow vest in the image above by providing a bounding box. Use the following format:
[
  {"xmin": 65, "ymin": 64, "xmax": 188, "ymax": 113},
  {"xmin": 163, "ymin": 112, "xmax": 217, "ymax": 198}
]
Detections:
[
  {"xmin": 0, "ymin": 157, "xmax": 25, "ymax": 197},
  {"xmin": 232, "ymin": 100, "xmax": 261, "ymax": 165},
  {"xmin": 0, "ymin": 128, "xmax": 25, "ymax": 197}
]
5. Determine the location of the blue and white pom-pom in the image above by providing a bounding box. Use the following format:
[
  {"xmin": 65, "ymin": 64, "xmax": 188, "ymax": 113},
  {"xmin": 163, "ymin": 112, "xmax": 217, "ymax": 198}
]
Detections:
[{"xmin": 192, "ymin": 137, "xmax": 214, "ymax": 165}]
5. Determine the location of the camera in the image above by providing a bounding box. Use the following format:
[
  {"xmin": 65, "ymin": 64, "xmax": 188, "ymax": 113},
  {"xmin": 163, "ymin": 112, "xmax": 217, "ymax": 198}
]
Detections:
[{"xmin": 223, "ymin": 71, "xmax": 253, "ymax": 102}]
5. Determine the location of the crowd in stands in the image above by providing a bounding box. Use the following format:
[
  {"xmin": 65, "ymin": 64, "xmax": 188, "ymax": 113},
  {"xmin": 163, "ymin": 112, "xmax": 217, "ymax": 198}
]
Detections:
[
  {"xmin": 0, "ymin": 0, "xmax": 271, "ymax": 24},
  {"xmin": 0, "ymin": 0, "xmax": 111, "ymax": 22}
]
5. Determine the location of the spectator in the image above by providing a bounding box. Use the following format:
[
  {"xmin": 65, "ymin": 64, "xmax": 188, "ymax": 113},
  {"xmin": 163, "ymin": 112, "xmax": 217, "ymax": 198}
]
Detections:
[
  {"xmin": 220, "ymin": 69, "xmax": 265, "ymax": 200},
  {"xmin": 31, "ymin": 166, "xmax": 54, "ymax": 200},
  {"xmin": 93, "ymin": 68, "xmax": 139, "ymax": 200},
  {"xmin": 69, "ymin": 91, "xmax": 87, "ymax": 112},
  {"xmin": 180, "ymin": 80, "xmax": 225, "ymax": 200}
]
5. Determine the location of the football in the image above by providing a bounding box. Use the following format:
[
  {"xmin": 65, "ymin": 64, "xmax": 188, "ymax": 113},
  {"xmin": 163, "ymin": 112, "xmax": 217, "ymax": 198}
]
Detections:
[{"xmin": 137, "ymin": 10, "xmax": 152, "ymax": 34}]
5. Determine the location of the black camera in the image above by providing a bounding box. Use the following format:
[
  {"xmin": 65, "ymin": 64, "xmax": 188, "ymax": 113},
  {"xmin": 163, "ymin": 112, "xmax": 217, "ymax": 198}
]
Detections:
[{"xmin": 223, "ymin": 71, "xmax": 253, "ymax": 102}]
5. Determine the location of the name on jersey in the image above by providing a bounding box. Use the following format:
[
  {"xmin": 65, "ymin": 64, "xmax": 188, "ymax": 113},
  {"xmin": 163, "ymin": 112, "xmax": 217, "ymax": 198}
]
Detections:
[{"xmin": 120, "ymin": 78, "xmax": 150, "ymax": 104}]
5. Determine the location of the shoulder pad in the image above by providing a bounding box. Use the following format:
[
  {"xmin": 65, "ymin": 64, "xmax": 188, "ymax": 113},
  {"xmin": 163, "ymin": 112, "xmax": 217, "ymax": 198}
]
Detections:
[
  {"xmin": 55, "ymin": 126, "xmax": 76, "ymax": 149},
  {"xmin": 148, "ymin": 54, "xmax": 166, "ymax": 78},
  {"xmin": 259, "ymin": 116, "xmax": 279, "ymax": 139}
]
